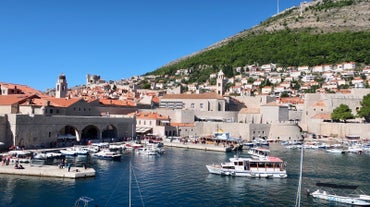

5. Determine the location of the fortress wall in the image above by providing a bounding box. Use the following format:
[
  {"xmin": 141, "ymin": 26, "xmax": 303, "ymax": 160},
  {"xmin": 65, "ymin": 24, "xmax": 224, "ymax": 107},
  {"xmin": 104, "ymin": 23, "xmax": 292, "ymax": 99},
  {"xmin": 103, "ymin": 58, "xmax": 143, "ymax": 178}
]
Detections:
[
  {"xmin": 268, "ymin": 123, "xmax": 302, "ymax": 141},
  {"xmin": 319, "ymin": 122, "xmax": 370, "ymax": 139},
  {"xmin": 7, "ymin": 114, "xmax": 135, "ymax": 148}
]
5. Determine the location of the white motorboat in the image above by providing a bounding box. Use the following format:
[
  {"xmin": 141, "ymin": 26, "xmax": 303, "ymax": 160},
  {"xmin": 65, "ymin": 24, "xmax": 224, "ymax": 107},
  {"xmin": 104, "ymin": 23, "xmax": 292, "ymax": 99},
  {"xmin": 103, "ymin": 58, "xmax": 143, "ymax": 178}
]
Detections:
[
  {"xmin": 93, "ymin": 149, "xmax": 121, "ymax": 160},
  {"xmin": 310, "ymin": 182, "xmax": 370, "ymax": 206},
  {"xmin": 247, "ymin": 147, "xmax": 270, "ymax": 159},
  {"xmin": 206, "ymin": 155, "xmax": 287, "ymax": 178},
  {"xmin": 326, "ymin": 148, "xmax": 345, "ymax": 154},
  {"xmin": 60, "ymin": 147, "xmax": 89, "ymax": 156}
]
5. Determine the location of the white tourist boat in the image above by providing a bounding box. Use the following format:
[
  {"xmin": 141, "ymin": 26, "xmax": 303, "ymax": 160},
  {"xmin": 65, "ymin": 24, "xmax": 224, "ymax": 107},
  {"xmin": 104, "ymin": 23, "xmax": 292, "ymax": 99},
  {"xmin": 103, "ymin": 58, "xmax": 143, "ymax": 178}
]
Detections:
[
  {"xmin": 310, "ymin": 182, "xmax": 370, "ymax": 206},
  {"xmin": 206, "ymin": 155, "xmax": 287, "ymax": 178}
]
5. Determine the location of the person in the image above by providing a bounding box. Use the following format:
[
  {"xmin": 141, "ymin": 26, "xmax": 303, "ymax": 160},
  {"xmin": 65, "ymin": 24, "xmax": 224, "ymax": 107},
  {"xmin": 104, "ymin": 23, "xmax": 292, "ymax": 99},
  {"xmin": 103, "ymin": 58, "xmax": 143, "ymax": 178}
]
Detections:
[{"xmin": 68, "ymin": 163, "xmax": 71, "ymax": 172}]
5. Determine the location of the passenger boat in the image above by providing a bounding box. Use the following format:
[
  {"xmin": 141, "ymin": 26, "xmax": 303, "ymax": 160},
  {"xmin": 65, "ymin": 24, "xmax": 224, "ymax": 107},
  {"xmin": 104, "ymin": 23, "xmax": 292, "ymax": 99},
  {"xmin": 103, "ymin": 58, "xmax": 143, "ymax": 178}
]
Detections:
[
  {"xmin": 309, "ymin": 182, "xmax": 370, "ymax": 206},
  {"xmin": 206, "ymin": 155, "xmax": 287, "ymax": 178}
]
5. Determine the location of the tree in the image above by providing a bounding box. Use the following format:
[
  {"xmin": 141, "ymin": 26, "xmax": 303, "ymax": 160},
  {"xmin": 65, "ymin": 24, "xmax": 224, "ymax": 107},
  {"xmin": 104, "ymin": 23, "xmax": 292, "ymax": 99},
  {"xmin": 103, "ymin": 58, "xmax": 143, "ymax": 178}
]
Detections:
[
  {"xmin": 357, "ymin": 94, "xmax": 370, "ymax": 122},
  {"xmin": 331, "ymin": 104, "xmax": 354, "ymax": 122}
]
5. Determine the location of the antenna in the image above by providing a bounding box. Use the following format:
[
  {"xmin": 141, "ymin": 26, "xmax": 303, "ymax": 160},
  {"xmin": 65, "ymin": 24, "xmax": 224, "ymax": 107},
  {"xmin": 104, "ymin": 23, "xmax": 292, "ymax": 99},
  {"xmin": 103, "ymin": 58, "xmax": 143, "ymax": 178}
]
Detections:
[{"xmin": 277, "ymin": 0, "xmax": 280, "ymax": 14}]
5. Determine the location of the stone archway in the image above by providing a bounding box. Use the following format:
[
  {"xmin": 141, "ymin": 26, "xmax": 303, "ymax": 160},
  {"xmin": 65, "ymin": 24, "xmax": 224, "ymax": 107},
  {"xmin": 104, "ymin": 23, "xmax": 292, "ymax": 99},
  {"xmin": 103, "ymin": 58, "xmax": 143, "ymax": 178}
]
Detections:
[
  {"xmin": 81, "ymin": 125, "xmax": 100, "ymax": 142},
  {"xmin": 57, "ymin": 125, "xmax": 79, "ymax": 147},
  {"xmin": 102, "ymin": 124, "xmax": 118, "ymax": 141}
]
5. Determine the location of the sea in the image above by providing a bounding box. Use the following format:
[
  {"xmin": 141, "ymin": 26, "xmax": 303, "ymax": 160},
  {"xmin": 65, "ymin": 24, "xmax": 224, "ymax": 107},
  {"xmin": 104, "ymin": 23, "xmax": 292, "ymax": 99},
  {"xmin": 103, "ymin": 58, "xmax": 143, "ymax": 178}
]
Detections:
[{"xmin": 0, "ymin": 143, "xmax": 369, "ymax": 207}]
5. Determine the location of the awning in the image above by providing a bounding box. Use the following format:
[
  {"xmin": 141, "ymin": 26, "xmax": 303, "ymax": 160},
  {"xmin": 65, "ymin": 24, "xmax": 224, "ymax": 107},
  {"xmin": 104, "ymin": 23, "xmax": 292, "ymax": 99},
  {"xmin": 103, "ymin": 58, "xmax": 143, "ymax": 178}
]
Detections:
[{"xmin": 136, "ymin": 127, "xmax": 152, "ymax": 133}]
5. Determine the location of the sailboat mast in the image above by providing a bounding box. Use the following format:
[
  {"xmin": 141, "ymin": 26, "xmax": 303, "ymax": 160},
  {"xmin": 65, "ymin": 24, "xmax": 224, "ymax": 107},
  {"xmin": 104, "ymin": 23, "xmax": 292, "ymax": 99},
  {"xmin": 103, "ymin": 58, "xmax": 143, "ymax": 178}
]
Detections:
[
  {"xmin": 129, "ymin": 162, "xmax": 132, "ymax": 207},
  {"xmin": 295, "ymin": 146, "xmax": 304, "ymax": 207}
]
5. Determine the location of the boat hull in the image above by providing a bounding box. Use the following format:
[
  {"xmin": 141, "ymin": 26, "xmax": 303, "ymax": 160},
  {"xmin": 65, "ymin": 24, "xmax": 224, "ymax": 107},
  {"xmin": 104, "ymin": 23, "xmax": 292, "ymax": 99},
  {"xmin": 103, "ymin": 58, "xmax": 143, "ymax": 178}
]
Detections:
[
  {"xmin": 311, "ymin": 190, "xmax": 370, "ymax": 206},
  {"xmin": 206, "ymin": 164, "xmax": 287, "ymax": 178}
]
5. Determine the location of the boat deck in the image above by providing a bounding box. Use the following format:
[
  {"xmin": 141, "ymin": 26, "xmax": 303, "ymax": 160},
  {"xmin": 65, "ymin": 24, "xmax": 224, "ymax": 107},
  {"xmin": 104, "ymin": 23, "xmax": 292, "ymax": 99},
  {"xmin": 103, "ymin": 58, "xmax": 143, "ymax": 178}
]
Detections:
[
  {"xmin": 163, "ymin": 140, "xmax": 233, "ymax": 152},
  {"xmin": 0, "ymin": 163, "xmax": 96, "ymax": 179}
]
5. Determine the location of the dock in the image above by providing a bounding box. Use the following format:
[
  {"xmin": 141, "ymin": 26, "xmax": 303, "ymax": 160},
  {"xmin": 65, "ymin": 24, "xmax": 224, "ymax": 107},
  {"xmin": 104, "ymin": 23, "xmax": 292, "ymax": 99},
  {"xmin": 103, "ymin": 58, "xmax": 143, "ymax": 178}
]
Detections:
[
  {"xmin": 163, "ymin": 141, "xmax": 231, "ymax": 152},
  {"xmin": 0, "ymin": 163, "xmax": 96, "ymax": 179}
]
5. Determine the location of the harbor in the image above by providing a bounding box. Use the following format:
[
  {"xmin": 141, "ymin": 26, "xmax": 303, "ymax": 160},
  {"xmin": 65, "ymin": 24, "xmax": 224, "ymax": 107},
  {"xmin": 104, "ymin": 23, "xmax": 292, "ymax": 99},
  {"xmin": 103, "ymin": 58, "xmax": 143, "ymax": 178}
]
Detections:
[{"xmin": 0, "ymin": 144, "xmax": 369, "ymax": 207}]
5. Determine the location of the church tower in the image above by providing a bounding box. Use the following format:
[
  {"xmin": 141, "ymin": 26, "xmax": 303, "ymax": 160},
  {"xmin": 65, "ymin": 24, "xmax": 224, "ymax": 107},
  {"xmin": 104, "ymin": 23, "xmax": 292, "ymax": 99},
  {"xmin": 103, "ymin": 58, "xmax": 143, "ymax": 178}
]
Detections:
[
  {"xmin": 216, "ymin": 70, "xmax": 225, "ymax": 96},
  {"xmin": 55, "ymin": 73, "xmax": 68, "ymax": 98}
]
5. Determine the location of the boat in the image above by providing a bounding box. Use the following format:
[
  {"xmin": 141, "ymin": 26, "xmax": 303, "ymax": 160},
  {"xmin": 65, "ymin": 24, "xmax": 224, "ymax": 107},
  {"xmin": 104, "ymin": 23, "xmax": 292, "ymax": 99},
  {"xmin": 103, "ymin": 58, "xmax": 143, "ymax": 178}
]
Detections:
[
  {"xmin": 206, "ymin": 155, "xmax": 287, "ymax": 178},
  {"xmin": 73, "ymin": 196, "xmax": 94, "ymax": 207},
  {"xmin": 247, "ymin": 147, "xmax": 270, "ymax": 159},
  {"xmin": 125, "ymin": 141, "xmax": 143, "ymax": 150},
  {"xmin": 326, "ymin": 148, "xmax": 345, "ymax": 154},
  {"xmin": 93, "ymin": 149, "xmax": 121, "ymax": 160},
  {"xmin": 136, "ymin": 147, "xmax": 158, "ymax": 155},
  {"xmin": 60, "ymin": 147, "xmax": 89, "ymax": 156},
  {"xmin": 309, "ymin": 182, "xmax": 370, "ymax": 206}
]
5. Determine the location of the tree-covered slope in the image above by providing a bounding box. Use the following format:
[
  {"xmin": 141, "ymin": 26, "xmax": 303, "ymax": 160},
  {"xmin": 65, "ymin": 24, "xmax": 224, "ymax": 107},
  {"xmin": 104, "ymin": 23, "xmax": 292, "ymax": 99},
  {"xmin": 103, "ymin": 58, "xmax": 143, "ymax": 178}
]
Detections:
[{"xmin": 147, "ymin": 0, "xmax": 370, "ymax": 84}]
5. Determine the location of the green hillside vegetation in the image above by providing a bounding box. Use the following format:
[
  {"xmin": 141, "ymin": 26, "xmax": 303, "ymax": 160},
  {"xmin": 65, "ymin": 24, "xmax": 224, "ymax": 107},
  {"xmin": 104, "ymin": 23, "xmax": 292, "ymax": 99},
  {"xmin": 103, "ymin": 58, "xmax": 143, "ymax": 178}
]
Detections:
[{"xmin": 150, "ymin": 30, "xmax": 370, "ymax": 84}]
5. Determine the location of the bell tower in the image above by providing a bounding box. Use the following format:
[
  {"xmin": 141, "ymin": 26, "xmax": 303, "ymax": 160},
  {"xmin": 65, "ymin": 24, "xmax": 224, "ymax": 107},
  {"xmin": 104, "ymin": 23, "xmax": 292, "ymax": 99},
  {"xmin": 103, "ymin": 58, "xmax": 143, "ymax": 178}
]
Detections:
[
  {"xmin": 216, "ymin": 70, "xmax": 225, "ymax": 96},
  {"xmin": 56, "ymin": 73, "xmax": 68, "ymax": 98}
]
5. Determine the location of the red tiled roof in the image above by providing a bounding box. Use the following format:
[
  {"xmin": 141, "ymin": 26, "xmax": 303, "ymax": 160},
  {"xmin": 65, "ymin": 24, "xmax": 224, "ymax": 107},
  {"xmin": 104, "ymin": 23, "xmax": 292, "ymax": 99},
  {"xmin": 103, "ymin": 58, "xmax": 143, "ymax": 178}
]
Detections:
[
  {"xmin": 136, "ymin": 111, "xmax": 169, "ymax": 120},
  {"xmin": 0, "ymin": 95, "xmax": 29, "ymax": 105},
  {"xmin": 0, "ymin": 82, "xmax": 48, "ymax": 97},
  {"xmin": 99, "ymin": 98, "xmax": 136, "ymax": 107}
]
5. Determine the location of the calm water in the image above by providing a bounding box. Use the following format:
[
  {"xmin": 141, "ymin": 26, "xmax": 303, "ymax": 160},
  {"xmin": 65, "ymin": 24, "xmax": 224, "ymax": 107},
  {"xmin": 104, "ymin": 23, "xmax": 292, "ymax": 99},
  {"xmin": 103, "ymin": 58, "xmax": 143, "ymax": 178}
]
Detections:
[{"xmin": 0, "ymin": 144, "xmax": 369, "ymax": 207}]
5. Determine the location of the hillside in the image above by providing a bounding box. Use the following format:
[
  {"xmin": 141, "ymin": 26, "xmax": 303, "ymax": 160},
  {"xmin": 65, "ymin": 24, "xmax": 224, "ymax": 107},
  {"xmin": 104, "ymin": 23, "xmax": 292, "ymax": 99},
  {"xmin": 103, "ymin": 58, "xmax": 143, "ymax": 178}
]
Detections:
[{"xmin": 149, "ymin": 0, "xmax": 370, "ymax": 81}]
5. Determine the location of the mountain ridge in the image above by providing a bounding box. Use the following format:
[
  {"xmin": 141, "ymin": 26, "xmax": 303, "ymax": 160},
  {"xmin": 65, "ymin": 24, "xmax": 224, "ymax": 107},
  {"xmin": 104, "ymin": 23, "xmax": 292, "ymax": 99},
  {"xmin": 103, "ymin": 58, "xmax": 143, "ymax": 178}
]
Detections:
[{"xmin": 158, "ymin": 0, "xmax": 370, "ymax": 70}]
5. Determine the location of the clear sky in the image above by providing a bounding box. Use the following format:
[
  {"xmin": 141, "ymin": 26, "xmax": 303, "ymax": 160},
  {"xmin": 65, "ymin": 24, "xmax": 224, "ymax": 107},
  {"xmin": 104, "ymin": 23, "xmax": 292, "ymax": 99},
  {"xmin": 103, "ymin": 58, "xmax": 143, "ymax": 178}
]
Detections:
[{"xmin": 0, "ymin": 0, "xmax": 307, "ymax": 91}]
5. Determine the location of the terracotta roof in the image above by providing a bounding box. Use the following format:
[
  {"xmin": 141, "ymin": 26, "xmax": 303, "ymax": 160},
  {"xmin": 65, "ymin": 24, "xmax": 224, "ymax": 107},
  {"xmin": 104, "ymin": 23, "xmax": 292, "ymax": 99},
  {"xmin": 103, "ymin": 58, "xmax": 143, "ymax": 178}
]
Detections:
[
  {"xmin": 0, "ymin": 82, "xmax": 48, "ymax": 97},
  {"xmin": 44, "ymin": 97, "xmax": 83, "ymax": 107},
  {"xmin": 0, "ymin": 95, "xmax": 29, "ymax": 105},
  {"xmin": 136, "ymin": 111, "xmax": 169, "ymax": 120},
  {"xmin": 161, "ymin": 92, "xmax": 224, "ymax": 100},
  {"xmin": 152, "ymin": 96, "xmax": 160, "ymax": 104},
  {"xmin": 99, "ymin": 98, "xmax": 136, "ymax": 107}
]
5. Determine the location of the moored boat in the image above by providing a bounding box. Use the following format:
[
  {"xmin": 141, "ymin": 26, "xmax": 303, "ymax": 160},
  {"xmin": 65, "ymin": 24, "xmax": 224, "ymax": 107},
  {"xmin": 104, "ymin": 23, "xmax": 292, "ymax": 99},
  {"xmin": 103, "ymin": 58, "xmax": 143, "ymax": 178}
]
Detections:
[
  {"xmin": 206, "ymin": 155, "xmax": 287, "ymax": 178},
  {"xmin": 93, "ymin": 149, "xmax": 121, "ymax": 160},
  {"xmin": 309, "ymin": 182, "xmax": 370, "ymax": 206}
]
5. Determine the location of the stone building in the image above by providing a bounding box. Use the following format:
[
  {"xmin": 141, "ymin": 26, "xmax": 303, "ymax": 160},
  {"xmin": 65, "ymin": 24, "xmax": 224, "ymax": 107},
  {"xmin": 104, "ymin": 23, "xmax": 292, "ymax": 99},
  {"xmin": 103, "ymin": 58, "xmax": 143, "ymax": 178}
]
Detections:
[
  {"xmin": 159, "ymin": 92, "xmax": 226, "ymax": 111},
  {"xmin": 300, "ymin": 88, "xmax": 370, "ymax": 139},
  {"xmin": 0, "ymin": 77, "xmax": 136, "ymax": 151}
]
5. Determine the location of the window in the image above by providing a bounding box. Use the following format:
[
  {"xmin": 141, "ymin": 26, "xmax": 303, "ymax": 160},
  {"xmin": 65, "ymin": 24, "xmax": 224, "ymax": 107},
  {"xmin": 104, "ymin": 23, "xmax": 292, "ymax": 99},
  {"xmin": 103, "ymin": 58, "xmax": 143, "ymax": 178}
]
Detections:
[
  {"xmin": 191, "ymin": 103, "xmax": 195, "ymax": 108},
  {"xmin": 200, "ymin": 103, "xmax": 203, "ymax": 109}
]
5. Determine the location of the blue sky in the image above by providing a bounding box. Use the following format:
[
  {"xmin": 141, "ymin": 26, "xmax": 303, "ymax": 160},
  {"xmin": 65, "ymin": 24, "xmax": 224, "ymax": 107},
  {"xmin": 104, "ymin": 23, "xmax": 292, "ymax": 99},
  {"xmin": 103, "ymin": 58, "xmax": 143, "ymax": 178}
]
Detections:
[{"xmin": 0, "ymin": 0, "xmax": 308, "ymax": 91}]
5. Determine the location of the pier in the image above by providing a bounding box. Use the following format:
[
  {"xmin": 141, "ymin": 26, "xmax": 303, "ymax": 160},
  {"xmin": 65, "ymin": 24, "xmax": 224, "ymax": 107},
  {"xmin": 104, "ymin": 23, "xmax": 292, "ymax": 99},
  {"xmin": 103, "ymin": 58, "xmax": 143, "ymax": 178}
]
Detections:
[{"xmin": 0, "ymin": 163, "xmax": 95, "ymax": 179}]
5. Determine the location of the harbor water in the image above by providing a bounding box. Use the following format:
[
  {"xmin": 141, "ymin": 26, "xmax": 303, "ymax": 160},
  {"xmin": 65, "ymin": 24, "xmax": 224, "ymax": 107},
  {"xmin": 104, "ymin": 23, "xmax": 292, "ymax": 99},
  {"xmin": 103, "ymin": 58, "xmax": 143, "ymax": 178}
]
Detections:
[{"xmin": 0, "ymin": 144, "xmax": 369, "ymax": 207}]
